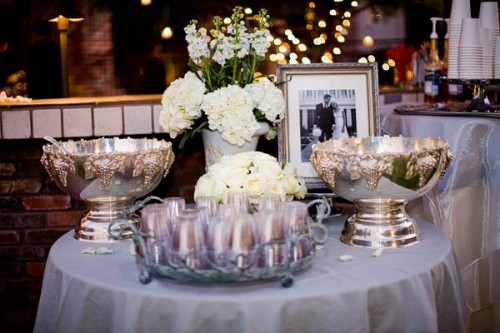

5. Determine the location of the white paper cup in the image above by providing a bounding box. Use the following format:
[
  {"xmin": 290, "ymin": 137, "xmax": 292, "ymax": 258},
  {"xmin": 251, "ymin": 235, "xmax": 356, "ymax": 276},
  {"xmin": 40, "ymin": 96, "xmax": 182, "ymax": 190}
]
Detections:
[
  {"xmin": 450, "ymin": 0, "xmax": 471, "ymax": 25},
  {"xmin": 495, "ymin": 36, "xmax": 500, "ymax": 65},
  {"xmin": 479, "ymin": 2, "xmax": 499, "ymax": 29},
  {"xmin": 459, "ymin": 18, "xmax": 482, "ymax": 47}
]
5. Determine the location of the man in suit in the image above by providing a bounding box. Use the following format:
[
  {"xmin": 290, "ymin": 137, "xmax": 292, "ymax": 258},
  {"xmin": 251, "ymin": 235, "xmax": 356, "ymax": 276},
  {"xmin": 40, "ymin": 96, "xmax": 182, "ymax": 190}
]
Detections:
[{"xmin": 315, "ymin": 94, "xmax": 335, "ymax": 141}]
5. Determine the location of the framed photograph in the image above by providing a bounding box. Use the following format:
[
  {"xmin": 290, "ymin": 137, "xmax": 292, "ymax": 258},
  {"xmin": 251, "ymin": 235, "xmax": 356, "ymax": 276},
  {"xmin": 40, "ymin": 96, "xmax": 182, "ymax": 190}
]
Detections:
[{"xmin": 277, "ymin": 63, "xmax": 380, "ymax": 189}]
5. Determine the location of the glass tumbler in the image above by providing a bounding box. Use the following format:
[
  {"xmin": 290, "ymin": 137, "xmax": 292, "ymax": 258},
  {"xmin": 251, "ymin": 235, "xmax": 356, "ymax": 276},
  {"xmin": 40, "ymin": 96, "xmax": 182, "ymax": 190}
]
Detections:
[
  {"xmin": 258, "ymin": 193, "xmax": 282, "ymax": 212},
  {"xmin": 254, "ymin": 211, "xmax": 287, "ymax": 267},
  {"xmin": 140, "ymin": 203, "xmax": 168, "ymax": 263},
  {"xmin": 169, "ymin": 208, "xmax": 206, "ymax": 269},
  {"xmin": 162, "ymin": 196, "xmax": 186, "ymax": 235},
  {"xmin": 282, "ymin": 201, "xmax": 313, "ymax": 261},
  {"xmin": 229, "ymin": 213, "xmax": 259, "ymax": 269},
  {"xmin": 195, "ymin": 195, "xmax": 218, "ymax": 217},
  {"xmin": 205, "ymin": 216, "xmax": 232, "ymax": 267},
  {"xmin": 226, "ymin": 189, "xmax": 251, "ymax": 213}
]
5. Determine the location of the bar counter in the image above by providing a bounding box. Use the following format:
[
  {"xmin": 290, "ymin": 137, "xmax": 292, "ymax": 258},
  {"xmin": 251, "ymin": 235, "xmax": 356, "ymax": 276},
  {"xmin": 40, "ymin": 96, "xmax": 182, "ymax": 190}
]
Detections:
[{"xmin": 0, "ymin": 95, "xmax": 163, "ymax": 140}]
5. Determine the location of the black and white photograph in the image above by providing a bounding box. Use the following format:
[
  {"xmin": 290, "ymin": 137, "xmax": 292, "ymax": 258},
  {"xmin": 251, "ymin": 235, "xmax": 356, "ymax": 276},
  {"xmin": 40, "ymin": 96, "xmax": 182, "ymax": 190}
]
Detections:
[
  {"xmin": 299, "ymin": 89, "xmax": 356, "ymax": 162},
  {"xmin": 277, "ymin": 63, "xmax": 379, "ymax": 188}
]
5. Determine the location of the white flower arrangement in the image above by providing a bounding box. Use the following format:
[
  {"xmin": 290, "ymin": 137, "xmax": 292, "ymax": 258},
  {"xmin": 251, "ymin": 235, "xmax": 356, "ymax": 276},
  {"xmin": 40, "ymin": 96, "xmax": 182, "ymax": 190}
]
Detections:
[
  {"xmin": 194, "ymin": 151, "xmax": 307, "ymax": 206},
  {"xmin": 158, "ymin": 6, "xmax": 285, "ymax": 149}
]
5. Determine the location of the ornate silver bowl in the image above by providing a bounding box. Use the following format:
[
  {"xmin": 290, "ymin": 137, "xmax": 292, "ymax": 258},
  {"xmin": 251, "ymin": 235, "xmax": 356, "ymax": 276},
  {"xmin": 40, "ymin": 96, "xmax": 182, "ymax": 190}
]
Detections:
[
  {"xmin": 311, "ymin": 136, "xmax": 452, "ymax": 248},
  {"xmin": 41, "ymin": 137, "xmax": 175, "ymax": 242}
]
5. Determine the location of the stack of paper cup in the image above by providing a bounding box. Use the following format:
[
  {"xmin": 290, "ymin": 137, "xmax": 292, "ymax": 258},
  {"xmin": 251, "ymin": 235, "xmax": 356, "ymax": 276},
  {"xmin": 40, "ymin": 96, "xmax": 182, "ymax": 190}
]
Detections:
[
  {"xmin": 495, "ymin": 36, "xmax": 500, "ymax": 78},
  {"xmin": 479, "ymin": 2, "xmax": 500, "ymax": 79},
  {"xmin": 458, "ymin": 18, "xmax": 482, "ymax": 79},
  {"xmin": 448, "ymin": 0, "xmax": 471, "ymax": 79}
]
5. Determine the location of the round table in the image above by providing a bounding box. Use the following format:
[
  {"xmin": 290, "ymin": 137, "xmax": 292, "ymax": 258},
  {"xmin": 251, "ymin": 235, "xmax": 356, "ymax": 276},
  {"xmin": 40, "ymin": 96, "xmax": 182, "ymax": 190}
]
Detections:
[{"xmin": 34, "ymin": 216, "xmax": 465, "ymax": 333}]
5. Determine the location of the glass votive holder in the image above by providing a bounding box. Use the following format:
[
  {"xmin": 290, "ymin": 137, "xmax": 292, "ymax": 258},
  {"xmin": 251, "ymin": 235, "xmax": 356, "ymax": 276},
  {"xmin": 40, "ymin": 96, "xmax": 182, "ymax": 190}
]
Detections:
[
  {"xmin": 217, "ymin": 203, "xmax": 239, "ymax": 218},
  {"xmin": 229, "ymin": 213, "xmax": 259, "ymax": 269},
  {"xmin": 162, "ymin": 196, "xmax": 186, "ymax": 235},
  {"xmin": 254, "ymin": 211, "xmax": 288, "ymax": 267},
  {"xmin": 290, "ymin": 235, "xmax": 315, "ymax": 262},
  {"xmin": 195, "ymin": 195, "xmax": 218, "ymax": 217},
  {"xmin": 282, "ymin": 201, "xmax": 311, "ymax": 238},
  {"xmin": 205, "ymin": 216, "xmax": 232, "ymax": 267},
  {"xmin": 140, "ymin": 203, "xmax": 169, "ymax": 264},
  {"xmin": 169, "ymin": 208, "xmax": 206, "ymax": 269},
  {"xmin": 282, "ymin": 201, "xmax": 316, "ymax": 260},
  {"xmin": 258, "ymin": 193, "xmax": 282, "ymax": 212},
  {"xmin": 226, "ymin": 189, "xmax": 251, "ymax": 213}
]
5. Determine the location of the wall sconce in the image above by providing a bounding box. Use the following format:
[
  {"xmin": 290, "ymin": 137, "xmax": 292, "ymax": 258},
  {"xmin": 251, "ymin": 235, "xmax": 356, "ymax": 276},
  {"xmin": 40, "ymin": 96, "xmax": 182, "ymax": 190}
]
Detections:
[{"xmin": 44, "ymin": 0, "xmax": 84, "ymax": 97}]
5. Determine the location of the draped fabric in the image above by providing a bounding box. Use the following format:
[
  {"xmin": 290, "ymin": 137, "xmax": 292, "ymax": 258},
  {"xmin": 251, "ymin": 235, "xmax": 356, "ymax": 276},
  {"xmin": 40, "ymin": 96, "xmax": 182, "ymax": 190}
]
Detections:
[
  {"xmin": 380, "ymin": 103, "xmax": 500, "ymax": 322},
  {"xmin": 35, "ymin": 219, "xmax": 465, "ymax": 333}
]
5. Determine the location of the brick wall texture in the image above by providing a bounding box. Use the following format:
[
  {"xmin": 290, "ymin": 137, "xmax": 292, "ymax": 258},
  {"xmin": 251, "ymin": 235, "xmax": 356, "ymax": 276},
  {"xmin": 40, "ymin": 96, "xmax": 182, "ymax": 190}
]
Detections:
[{"xmin": 0, "ymin": 137, "xmax": 205, "ymax": 332}]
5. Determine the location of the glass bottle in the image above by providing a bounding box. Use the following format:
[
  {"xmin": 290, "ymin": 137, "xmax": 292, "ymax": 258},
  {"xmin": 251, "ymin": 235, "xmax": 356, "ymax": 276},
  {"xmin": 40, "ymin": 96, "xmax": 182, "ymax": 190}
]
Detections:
[{"xmin": 424, "ymin": 38, "xmax": 444, "ymax": 104}]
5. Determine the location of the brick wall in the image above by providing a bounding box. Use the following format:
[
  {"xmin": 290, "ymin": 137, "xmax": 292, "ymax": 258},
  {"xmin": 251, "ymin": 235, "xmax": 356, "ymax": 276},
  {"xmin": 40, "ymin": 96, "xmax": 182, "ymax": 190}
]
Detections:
[{"xmin": 0, "ymin": 137, "xmax": 205, "ymax": 332}]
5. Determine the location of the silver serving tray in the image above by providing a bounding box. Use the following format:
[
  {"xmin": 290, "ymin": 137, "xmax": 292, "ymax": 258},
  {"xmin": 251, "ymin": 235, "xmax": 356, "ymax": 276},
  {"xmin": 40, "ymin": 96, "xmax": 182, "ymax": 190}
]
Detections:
[{"xmin": 394, "ymin": 104, "xmax": 500, "ymax": 118}]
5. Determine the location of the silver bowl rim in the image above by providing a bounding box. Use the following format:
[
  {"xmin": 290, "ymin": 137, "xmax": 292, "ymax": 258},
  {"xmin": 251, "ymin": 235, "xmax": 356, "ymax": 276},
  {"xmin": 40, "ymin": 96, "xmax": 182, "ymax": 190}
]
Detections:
[
  {"xmin": 41, "ymin": 136, "xmax": 173, "ymax": 156},
  {"xmin": 311, "ymin": 136, "xmax": 450, "ymax": 156}
]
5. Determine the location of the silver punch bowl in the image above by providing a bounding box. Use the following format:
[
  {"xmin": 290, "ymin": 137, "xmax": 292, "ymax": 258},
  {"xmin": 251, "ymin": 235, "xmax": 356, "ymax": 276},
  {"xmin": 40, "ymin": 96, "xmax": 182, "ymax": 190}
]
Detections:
[
  {"xmin": 311, "ymin": 136, "xmax": 452, "ymax": 248},
  {"xmin": 41, "ymin": 137, "xmax": 175, "ymax": 242}
]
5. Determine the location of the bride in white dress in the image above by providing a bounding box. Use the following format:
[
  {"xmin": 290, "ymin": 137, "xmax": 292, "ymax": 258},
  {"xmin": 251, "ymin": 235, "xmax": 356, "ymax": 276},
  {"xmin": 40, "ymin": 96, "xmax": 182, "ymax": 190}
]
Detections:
[{"xmin": 332, "ymin": 104, "xmax": 349, "ymax": 139}]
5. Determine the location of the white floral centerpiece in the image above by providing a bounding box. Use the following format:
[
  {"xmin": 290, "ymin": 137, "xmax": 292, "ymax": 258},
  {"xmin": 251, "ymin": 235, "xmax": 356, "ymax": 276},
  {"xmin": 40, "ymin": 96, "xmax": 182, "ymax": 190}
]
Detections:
[
  {"xmin": 194, "ymin": 151, "xmax": 307, "ymax": 206},
  {"xmin": 159, "ymin": 6, "xmax": 285, "ymax": 149}
]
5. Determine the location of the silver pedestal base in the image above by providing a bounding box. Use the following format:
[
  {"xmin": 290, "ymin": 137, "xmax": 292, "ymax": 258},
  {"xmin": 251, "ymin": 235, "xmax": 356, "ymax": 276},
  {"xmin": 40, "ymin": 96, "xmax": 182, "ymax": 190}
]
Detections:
[
  {"xmin": 340, "ymin": 199, "xmax": 420, "ymax": 248},
  {"xmin": 74, "ymin": 197, "xmax": 139, "ymax": 242}
]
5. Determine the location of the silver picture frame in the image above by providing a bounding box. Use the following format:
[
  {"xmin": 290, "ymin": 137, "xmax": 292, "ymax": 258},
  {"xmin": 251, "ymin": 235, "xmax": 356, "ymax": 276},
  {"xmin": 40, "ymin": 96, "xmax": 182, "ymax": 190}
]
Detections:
[{"xmin": 276, "ymin": 63, "xmax": 380, "ymax": 189}]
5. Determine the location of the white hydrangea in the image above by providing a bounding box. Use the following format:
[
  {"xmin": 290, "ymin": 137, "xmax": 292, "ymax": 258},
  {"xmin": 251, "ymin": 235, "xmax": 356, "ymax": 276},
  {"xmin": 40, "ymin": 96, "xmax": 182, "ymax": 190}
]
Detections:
[
  {"xmin": 159, "ymin": 72, "xmax": 206, "ymax": 138},
  {"xmin": 201, "ymin": 85, "xmax": 260, "ymax": 146},
  {"xmin": 245, "ymin": 79, "xmax": 285, "ymax": 124},
  {"xmin": 194, "ymin": 151, "xmax": 307, "ymax": 205},
  {"xmin": 160, "ymin": 7, "xmax": 285, "ymax": 148}
]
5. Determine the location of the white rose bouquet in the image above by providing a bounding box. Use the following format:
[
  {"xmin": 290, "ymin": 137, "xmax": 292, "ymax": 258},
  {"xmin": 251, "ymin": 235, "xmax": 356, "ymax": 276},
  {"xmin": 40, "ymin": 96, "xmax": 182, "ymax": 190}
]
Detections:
[
  {"xmin": 194, "ymin": 151, "xmax": 307, "ymax": 205},
  {"xmin": 159, "ymin": 6, "xmax": 285, "ymax": 149}
]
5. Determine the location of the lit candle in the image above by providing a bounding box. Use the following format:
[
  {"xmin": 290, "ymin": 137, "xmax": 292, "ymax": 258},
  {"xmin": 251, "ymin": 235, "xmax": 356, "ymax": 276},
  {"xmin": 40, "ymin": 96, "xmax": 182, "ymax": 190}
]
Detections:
[
  {"xmin": 178, "ymin": 223, "xmax": 189, "ymax": 256},
  {"xmin": 232, "ymin": 220, "xmax": 242, "ymax": 252},
  {"xmin": 262, "ymin": 217, "xmax": 272, "ymax": 243},
  {"xmin": 213, "ymin": 223, "xmax": 223, "ymax": 251}
]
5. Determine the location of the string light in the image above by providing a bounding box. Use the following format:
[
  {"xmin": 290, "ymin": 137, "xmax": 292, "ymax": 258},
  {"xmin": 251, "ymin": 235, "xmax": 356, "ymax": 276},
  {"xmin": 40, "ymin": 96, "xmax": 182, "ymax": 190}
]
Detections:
[
  {"xmin": 161, "ymin": 27, "xmax": 173, "ymax": 39},
  {"xmin": 362, "ymin": 35, "xmax": 374, "ymax": 47},
  {"xmin": 260, "ymin": 1, "xmax": 377, "ymax": 64}
]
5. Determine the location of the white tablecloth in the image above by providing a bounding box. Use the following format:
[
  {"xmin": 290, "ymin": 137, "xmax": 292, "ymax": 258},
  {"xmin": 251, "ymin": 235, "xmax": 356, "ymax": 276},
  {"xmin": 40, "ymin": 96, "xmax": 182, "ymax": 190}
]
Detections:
[
  {"xmin": 380, "ymin": 103, "xmax": 500, "ymax": 318},
  {"xmin": 34, "ymin": 217, "xmax": 465, "ymax": 333}
]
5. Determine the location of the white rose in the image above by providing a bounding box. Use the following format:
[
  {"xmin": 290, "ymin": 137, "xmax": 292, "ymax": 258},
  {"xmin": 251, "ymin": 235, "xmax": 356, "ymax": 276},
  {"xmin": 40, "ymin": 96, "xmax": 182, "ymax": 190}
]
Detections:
[
  {"xmin": 265, "ymin": 179, "xmax": 287, "ymax": 200},
  {"xmin": 252, "ymin": 160, "xmax": 282, "ymax": 179},
  {"xmin": 215, "ymin": 165, "xmax": 248, "ymax": 188},
  {"xmin": 243, "ymin": 174, "xmax": 268, "ymax": 205},
  {"xmin": 250, "ymin": 151, "xmax": 277, "ymax": 163},
  {"xmin": 225, "ymin": 152, "xmax": 254, "ymax": 169},
  {"xmin": 295, "ymin": 180, "xmax": 307, "ymax": 199},
  {"xmin": 280, "ymin": 175, "xmax": 302, "ymax": 196},
  {"xmin": 194, "ymin": 174, "xmax": 227, "ymax": 203},
  {"xmin": 282, "ymin": 162, "xmax": 299, "ymax": 177}
]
